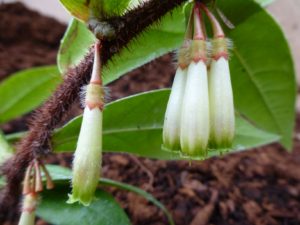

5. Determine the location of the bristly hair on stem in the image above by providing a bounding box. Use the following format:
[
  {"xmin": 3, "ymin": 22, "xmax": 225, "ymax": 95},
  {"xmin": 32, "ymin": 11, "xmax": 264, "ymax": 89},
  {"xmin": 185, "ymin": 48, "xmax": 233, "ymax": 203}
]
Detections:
[{"xmin": 0, "ymin": 0, "xmax": 192, "ymax": 222}]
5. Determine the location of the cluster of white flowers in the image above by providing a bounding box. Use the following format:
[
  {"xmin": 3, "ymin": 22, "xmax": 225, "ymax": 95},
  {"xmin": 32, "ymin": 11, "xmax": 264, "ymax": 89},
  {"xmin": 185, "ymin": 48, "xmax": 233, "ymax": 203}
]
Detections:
[{"xmin": 163, "ymin": 3, "xmax": 235, "ymax": 157}]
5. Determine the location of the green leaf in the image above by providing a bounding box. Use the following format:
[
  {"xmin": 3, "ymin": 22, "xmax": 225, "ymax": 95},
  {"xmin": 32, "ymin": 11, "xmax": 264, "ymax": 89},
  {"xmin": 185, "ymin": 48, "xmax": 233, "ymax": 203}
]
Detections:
[
  {"xmin": 217, "ymin": 0, "xmax": 296, "ymax": 148},
  {"xmin": 59, "ymin": 0, "xmax": 90, "ymax": 22},
  {"xmin": 45, "ymin": 165, "xmax": 174, "ymax": 225},
  {"xmin": 51, "ymin": 90, "xmax": 279, "ymax": 160},
  {"xmin": 58, "ymin": 19, "xmax": 96, "ymax": 74},
  {"xmin": 90, "ymin": 0, "xmax": 133, "ymax": 17},
  {"xmin": 59, "ymin": 0, "xmax": 139, "ymax": 22},
  {"xmin": 37, "ymin": 186, "xmax": 131, "ymax": 225},
  {"xmin": 0, "ymin": 130, "xmax": 14, "ymax": 164},
  {"xmin": 254, "ymin": 0, "xmax": 275, "ymax": 6},
  {"xmin": 0, "ymin": 66, "xmax": 62, "ymax": 124}
]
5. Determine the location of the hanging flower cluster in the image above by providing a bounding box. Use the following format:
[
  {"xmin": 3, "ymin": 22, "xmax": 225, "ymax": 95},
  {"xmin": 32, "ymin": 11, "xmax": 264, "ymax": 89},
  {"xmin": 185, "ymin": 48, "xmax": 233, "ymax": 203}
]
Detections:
[
  {"xmin": 163, "ymin": 2, "xmax": 235, "ymax": 157},
  {"xmin": 68, "ymin": 41, "xmax": 104, "ymax": 206},
  {"xmin": 18, "ymin": 160, "xmax": 54, "ymax": 225}
]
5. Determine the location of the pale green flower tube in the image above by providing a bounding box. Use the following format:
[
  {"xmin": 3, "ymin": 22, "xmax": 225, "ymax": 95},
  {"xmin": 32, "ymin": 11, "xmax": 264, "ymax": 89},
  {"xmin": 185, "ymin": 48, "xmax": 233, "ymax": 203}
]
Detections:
[
  {"xmin": 68, "ymin": 41, "xmax": 104, "ymax": 206},
  {"xmin": 163, "ymin": 40, "xmax": 191, "ymax": 151},
  {"xmin": 180, "ymin": 61, "xmax": 210, "ymax": 156},
  {"xmin": 163, "ymin": 67, "xmax": 187, "ymax": 150},
  {"xmin": 209, "ymin": 56, "xmax": 235, "ymax": 148},
  {"xmin": 68, "ymin": 106, "xmax": 102, "ymax": 206},
  {"xmin": 18, "ymin": 193, "xmax": 37, "ymax": 225}
]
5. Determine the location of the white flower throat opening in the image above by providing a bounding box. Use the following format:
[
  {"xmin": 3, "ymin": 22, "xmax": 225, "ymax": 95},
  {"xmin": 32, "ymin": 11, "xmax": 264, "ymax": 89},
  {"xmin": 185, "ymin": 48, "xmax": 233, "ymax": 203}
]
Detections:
[{"xmin": 162, "ymin": 2, "xmax": 235, "ymax": 157}]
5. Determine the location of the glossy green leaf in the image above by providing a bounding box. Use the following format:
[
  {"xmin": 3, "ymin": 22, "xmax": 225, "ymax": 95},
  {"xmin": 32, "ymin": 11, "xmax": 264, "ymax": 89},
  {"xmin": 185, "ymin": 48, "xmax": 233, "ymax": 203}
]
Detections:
[
  {"xmin": 45, "ymin": 165, "xmax": 174, "ymax": 225},
  {"xmin": 37, "ymin": 186, "xmax": 131, "ymax": 225},
  {"xmin": 59, "ymin": 0, "xmax": 141, "ymax": 22},
  {"xmin": 90, "ymin": 0, "xmax": 132, "ymax": 17},
  {"xmin": 51, "ymin": 90, "xmax": 279, "ymax": 160},
  {"xmin": 255, "ymin": 0, "xmax": 275, "ymax": 6},
  {"xmin": 59, "ymin": 0, "xmax": 90, "ymax": 22},
  {"xmin": 217, "ymin": 0, "xmax": 296, "ymax": 148},
  {"xmin": 58, "ymin": 19, "xmax": 96, "ymax": 74},
  {"xmin": 0, "ymin": 130, "xmax": 13, "ymax": 164},
  {"xmin": 0, "ymin": 66, "xmax": 62, "ymax": 124}
]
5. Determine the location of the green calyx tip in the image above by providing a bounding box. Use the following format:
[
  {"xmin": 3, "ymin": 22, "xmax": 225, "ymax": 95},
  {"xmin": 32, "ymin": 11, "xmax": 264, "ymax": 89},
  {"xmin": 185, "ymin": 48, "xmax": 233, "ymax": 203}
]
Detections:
[{"xmin": 67, "ymin": 193, "xmax": 93, "ymax": 207}]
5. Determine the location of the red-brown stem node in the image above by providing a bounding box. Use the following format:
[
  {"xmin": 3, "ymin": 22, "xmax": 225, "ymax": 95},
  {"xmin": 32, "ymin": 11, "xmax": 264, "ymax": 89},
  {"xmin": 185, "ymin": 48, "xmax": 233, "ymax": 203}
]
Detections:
[
  {"xmin": 86, "ymin": 102, "xmax": 104, "ymax": 111},
  {"xmin": 213, "ymin": 52, "xmax": 229, "ymax": 60}
]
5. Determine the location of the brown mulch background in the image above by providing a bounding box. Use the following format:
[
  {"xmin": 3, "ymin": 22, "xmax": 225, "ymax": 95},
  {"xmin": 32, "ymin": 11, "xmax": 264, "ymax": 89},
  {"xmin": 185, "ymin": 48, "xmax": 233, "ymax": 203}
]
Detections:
[{"xmin": 1, "ymin": 3, "xmax": 300, "ymax": 225}]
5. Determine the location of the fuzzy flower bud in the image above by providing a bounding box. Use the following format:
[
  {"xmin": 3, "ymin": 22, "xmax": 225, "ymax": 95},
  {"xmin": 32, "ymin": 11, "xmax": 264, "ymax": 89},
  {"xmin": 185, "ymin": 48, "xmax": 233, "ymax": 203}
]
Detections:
[
  {"xmin": 68, "ymin": 42, "xmax": 104, "ymax": 206},
  {"xmin": 209, "ymin": 38, "xmax": 235, "ymax": 148},
  {"xmin": 163, "ymin": 41, "xmax": 191, "ymax": 150},
  {"xmin": 18, "ymin": 193, "xmax": 38, "ymax": 225}
]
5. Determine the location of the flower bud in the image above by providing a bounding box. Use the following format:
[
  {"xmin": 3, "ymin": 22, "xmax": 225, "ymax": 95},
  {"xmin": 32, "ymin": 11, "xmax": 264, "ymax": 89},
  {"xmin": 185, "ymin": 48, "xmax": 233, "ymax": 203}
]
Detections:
[
  {"xmin": 209, "ymin": 38, "xmax": 235, "ymax": 148},
  {"xmin": 163, "ymin": 67, "xmax": 187, "ymax": 150},
  {"xmin": 198, "ymin": 4, "xmax": 235, "ymax": 148},
  {"xmin": 68, "ymin": 106, "xmax": 103, "ymax": 206},
  {"xmin": 68, "ymin": 42, "xmax": 104, "ymax": 206},
  {"xmin": 163, "ymin": 41, "xmax": 191, "ymax": 151},
  {"xmin": 180, "ymin": 59, "xmax": 210, "ymax": 156},
  {"xmin": 18, "ymin": 193, "xmax": 38, "ymax": 225}
]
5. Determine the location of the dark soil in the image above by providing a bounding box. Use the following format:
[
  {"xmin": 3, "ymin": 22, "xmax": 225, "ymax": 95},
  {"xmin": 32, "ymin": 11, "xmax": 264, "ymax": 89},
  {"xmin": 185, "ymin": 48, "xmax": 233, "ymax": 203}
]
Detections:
[{"xmin": 1, "ymin": 3, "xmax": 300, "ymax": 225}]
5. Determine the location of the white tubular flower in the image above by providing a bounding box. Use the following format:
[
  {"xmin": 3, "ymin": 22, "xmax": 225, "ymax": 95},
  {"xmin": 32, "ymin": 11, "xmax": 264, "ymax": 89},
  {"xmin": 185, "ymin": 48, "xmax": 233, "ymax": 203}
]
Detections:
[
  {"xmin": 179, "ymin": 6, "xmax": 210, "ymax": 157},
  {"xmin": 68, "ymin": 42, "xmax": 104, "ymax": 206},
  {"xmin": 163, "ymin": 41, "xmax": 191, "ymax": 151},
  {"xmin": 18, "ymin": 193, "xmax": 37, "ymax": 225},
  {"xmin": 163, "ymin": 67, "xmax": 187, "ymax": 150},
  {"xmin": 209, "ymin": 38, "xmax": 235, "ymax": 148},
  {"xmin": 180, "ymin": 58, "xmax": 210, "ymax": 156},
  {"xmin": 199, "ymin": 3, "xmax": 235, "ymax": 148}
]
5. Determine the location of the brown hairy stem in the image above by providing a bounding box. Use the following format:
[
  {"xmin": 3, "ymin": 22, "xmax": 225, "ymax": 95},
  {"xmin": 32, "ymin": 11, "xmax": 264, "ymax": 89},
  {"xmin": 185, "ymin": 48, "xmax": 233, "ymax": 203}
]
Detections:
[{"xmin": 0, "ymin": 0, "xmax": 187, "ymax": 221}]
